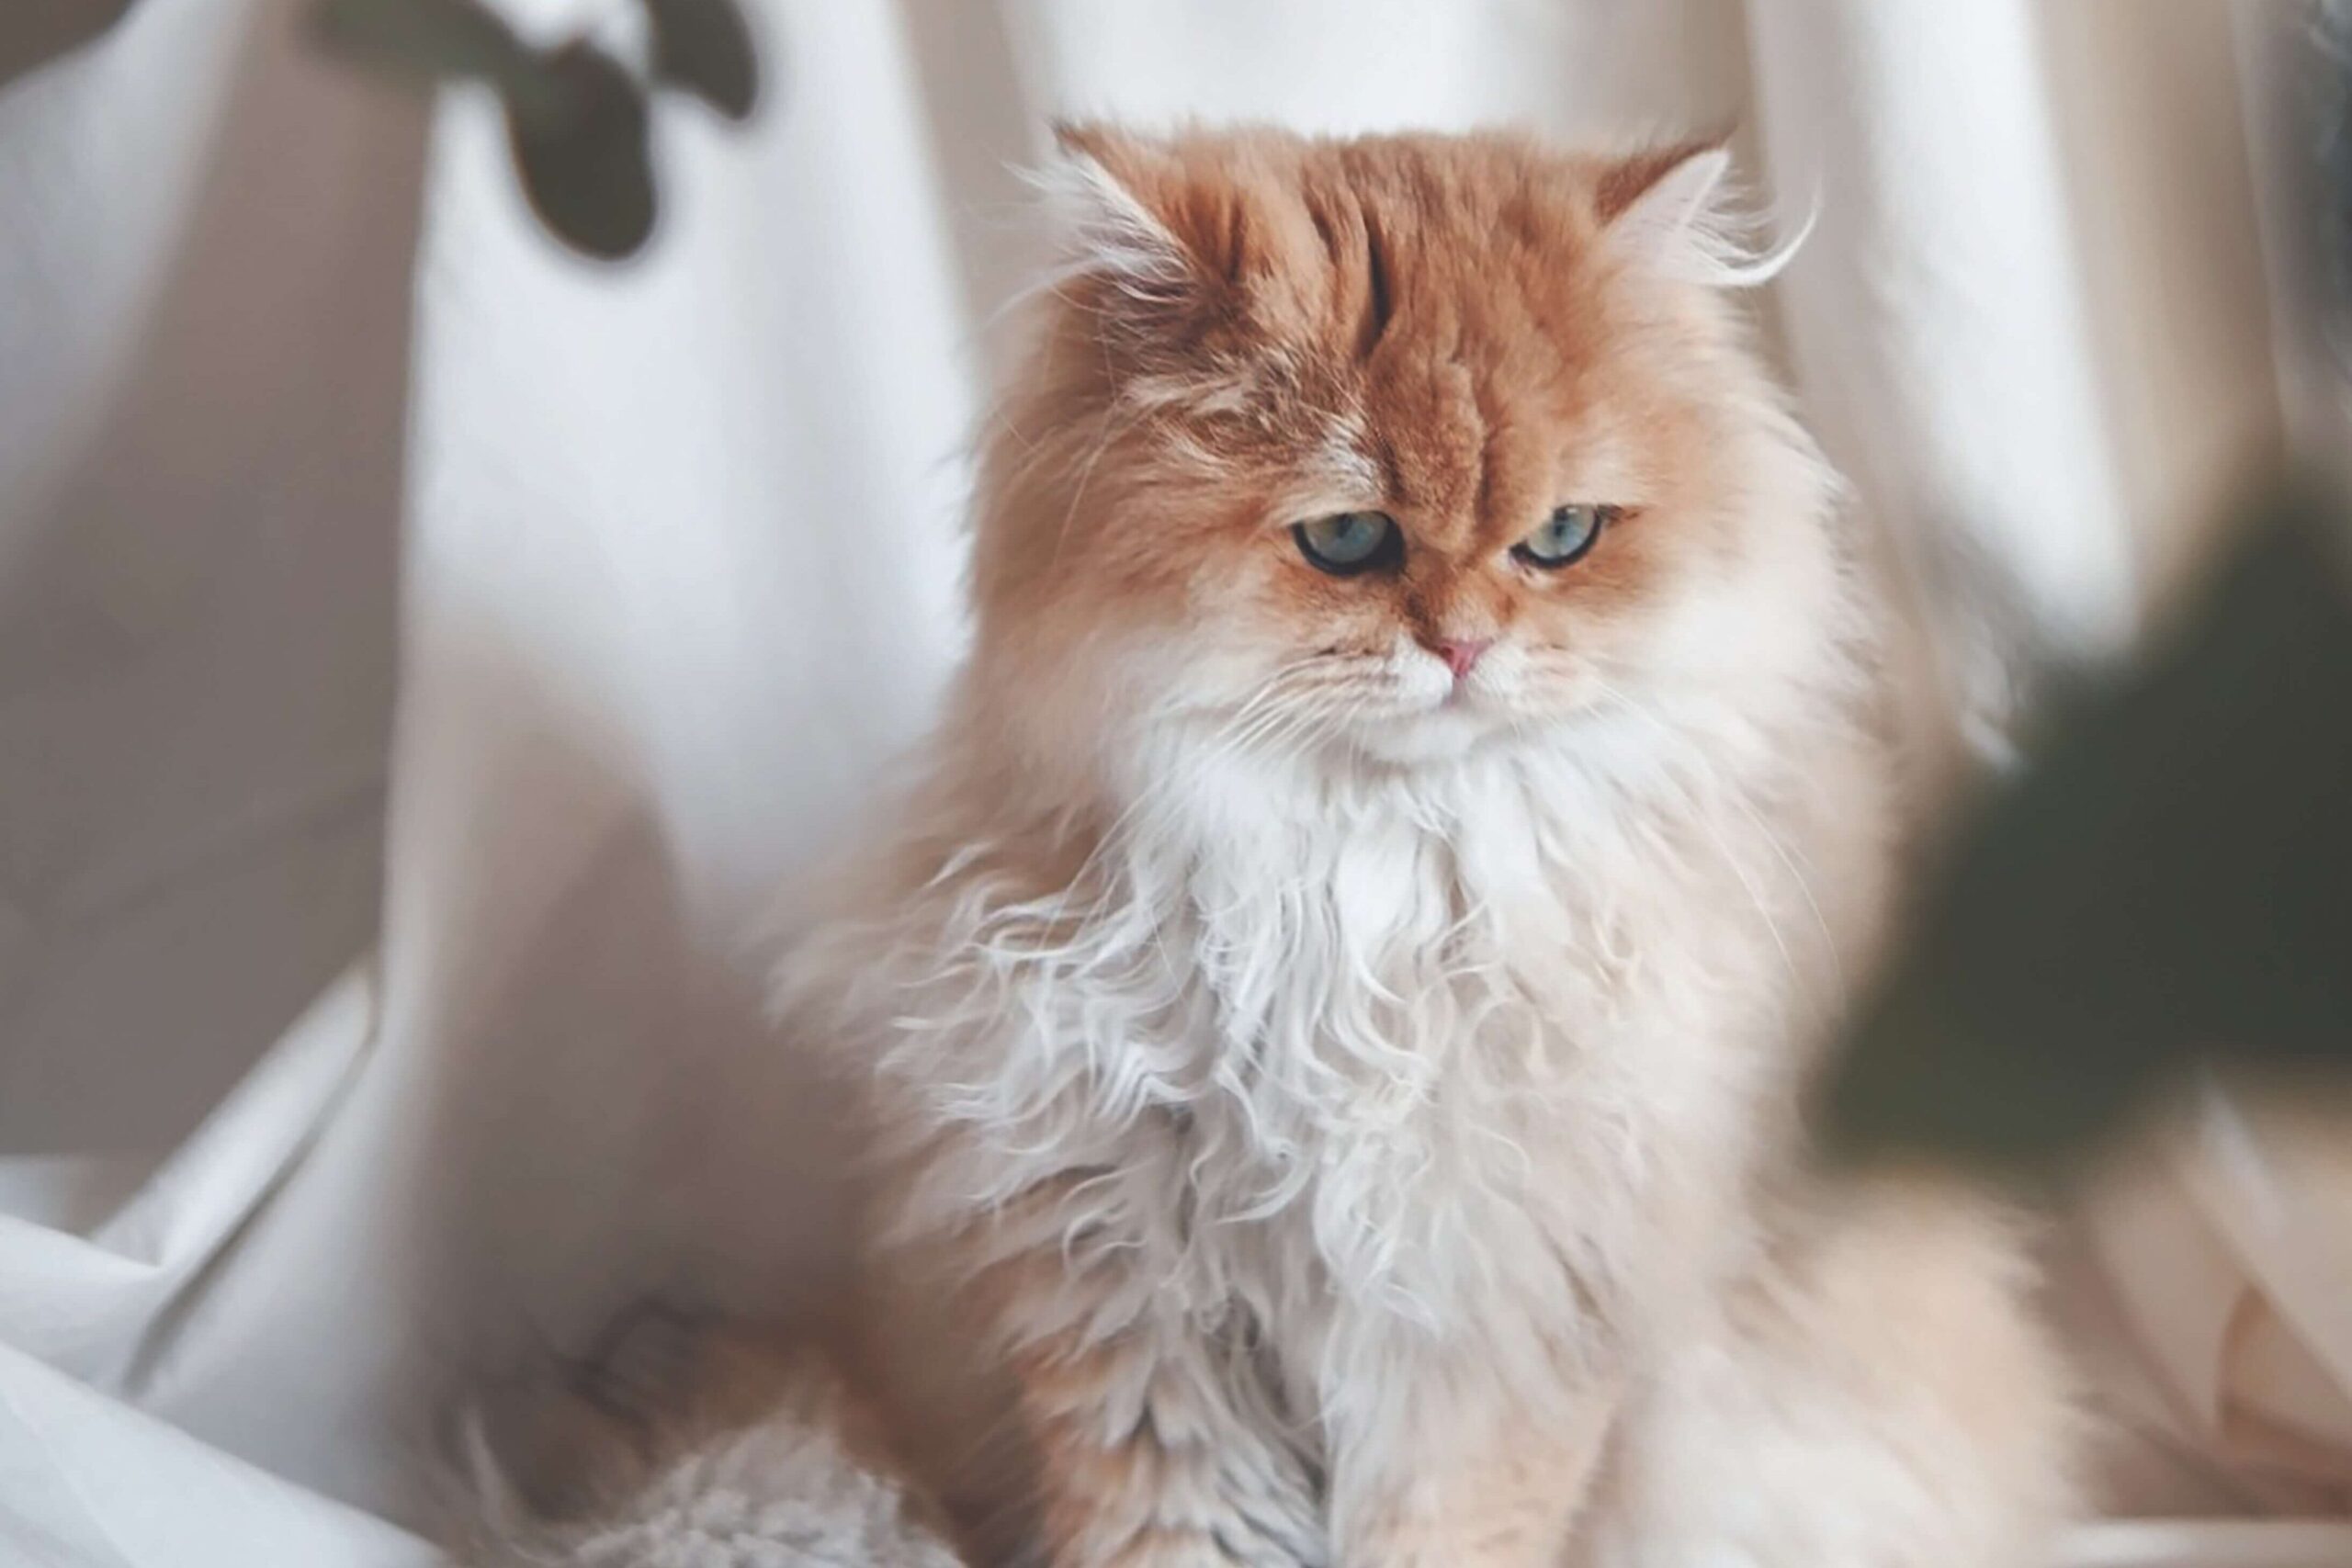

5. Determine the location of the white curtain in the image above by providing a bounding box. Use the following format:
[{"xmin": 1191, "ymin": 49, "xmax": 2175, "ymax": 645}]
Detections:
[{"xmin": 0, "ymin": 1, "xmax": 2341, "ymax": 1563}]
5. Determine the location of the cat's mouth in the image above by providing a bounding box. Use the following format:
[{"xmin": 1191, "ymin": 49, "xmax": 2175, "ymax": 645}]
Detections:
[{"xmin": 1345, "ymin": 698, "xmax": 1506, "ymax": 766}]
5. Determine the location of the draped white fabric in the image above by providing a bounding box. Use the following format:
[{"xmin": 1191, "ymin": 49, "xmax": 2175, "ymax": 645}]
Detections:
[{"xmin": 1, "ymin": 1, "xmax": 2344, "ymax": 1563}]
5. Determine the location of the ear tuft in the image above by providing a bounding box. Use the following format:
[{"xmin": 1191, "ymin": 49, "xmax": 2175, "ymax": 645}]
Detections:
[
  {"xmin": 1048, "ymin": 118, "xmax": 1116, "ymax": 165},
  {"xmin": 1600, "ymin": 139, "xmax": 1810, "ymax": 289},
  {"xmin": 1032, "ymin": 123, "xmax": 1205, "ymax": 337},
  {"xmin": 1606, "ymin": 144, "xmax": 1732, "ymax": 252}
]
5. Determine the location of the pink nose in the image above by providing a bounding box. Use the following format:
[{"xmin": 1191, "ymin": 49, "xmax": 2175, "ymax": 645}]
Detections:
[{"xmin": 1428, "ymin": 637, "xmax": 1492, "ymax": 681}]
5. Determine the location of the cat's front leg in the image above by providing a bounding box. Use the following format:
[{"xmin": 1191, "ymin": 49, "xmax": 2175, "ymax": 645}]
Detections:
[
  {"xmin": 1322, "ymin": 1352, "xmax": 1618, "ymax": 1568},
  {"xmin": 985, "ymin": 1251, "xmax": 1327, "ymax": 1568},
  {"xmin": 1003, "ymin": 1306, "xmax": 1326, "ymax": 1568}
]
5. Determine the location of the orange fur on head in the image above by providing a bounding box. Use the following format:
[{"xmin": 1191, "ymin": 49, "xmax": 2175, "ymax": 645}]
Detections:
[{"xmin": 968, "ymin": 125, "xmax": 1814, "ymax": 781}]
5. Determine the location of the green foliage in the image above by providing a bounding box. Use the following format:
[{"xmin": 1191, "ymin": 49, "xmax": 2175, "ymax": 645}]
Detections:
[
  {"xmin": 1821, "ymin": 479, "xmax": 2352, "ymax": 1181},
  {"xmin": 311, "ymin": 0, "xmax": 761, "ymax": 260},
  {"xmin": 308, "ymin": 0, "xmax": 516, "ymax": 83},
  {"xmin": 646, "ymin": 0, "xmax": 759, "ymax": 121},
  {"xmin": 503, "ymin": 42, "xmax": 653, "ymax": 263}
]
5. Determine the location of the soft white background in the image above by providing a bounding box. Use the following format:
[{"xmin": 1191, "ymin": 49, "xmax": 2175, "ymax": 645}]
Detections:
[{"xmin": 2, "ymin": 0, "xmax": 2347, "ymax": 1562}]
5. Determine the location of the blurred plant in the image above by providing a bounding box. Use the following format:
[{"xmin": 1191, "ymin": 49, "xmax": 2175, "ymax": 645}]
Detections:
[
  {"xmin": 0, "ymin": 1, "xmax": 137, "ymax": 91},
  {"xmin": 1824, "ymin": 0, "xmax": 2352, "ymax": 1187},
  {"xmin": 1821, "ymin": 478, "xmax": 2352, "ymax": 1182},
  {"xmin": 311, "ymin": 0, "xmax": 762, "ymax": 260}
]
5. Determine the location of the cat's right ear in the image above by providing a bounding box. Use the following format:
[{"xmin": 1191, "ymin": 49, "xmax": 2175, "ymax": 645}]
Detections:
[
  {"xmin": 1038, "ymin": 122, "xmax": 1213, "ymax": 342},
  {"xmin": 1596, "ymin": 135, "xmax": 1807, "ymax": 288}
]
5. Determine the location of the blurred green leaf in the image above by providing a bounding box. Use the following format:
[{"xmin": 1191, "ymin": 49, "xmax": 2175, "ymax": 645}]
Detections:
[
  {"xmin": 0, "ymin": 1, "xmax": 136, "ymax": 93},
  {"xmin": 309, "ymin": 0, "xmax": 771, "ymax": 261},
  {"xmin": 503, "ymin": 42, "xmax": 655, "ymax": 262},
  {"xmin": 644, "ymin": 0, "xmax": 758, "ymax": 120},
  {"xmin": 1822, "ymin": 478, "xmax": 2352, "ymax": 1179},
  {"xmin": 310, "ymin": 0, "xmax": 522, "ymax": 85}
]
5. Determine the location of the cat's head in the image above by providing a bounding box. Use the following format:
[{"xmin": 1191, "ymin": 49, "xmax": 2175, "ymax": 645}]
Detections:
[{"xmin": 967, "ymin": 125, "xmax": 1843, "ymax": 784}]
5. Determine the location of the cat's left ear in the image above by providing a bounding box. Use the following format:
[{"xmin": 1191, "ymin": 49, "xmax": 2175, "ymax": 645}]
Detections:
[
  {"xmin": 1597, "ymin": 137, "xmax": 1801, "ymax": 288},
  {"xmin": 1038, "ymin": 121, "xmax": 1217, "ymax": 344}
]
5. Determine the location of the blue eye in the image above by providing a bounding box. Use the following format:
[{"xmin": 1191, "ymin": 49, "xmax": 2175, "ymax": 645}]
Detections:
[
  {"xmin": 1294, "ymin": 511, "xmax": 1401, "ymax": 576},
  {"xmin": 1512, "ymin": 504, "xmax": 1612, "ymax": 569}
]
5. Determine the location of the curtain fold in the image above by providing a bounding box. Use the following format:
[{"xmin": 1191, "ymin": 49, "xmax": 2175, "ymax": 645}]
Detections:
[{"xmin": 1742, "ymin": 0, "xmax": 2140, "ymax": 755}]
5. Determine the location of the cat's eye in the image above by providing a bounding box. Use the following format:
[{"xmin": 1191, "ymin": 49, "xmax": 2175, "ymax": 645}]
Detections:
[
  {"xmin": 1294, "ymin": 511, "xmax": 1402, "ymax": 576},
  {"xmin": 1512, "ymin": 504, "xmax": 1613, "ymax": 570}
]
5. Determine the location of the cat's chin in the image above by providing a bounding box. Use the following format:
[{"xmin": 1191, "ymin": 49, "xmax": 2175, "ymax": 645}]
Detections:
[{"xmin": 1337, "ymin": 705, "xmax": 1508, "ymax": 769}]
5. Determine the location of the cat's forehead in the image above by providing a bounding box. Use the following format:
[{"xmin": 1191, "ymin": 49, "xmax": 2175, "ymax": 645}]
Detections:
[
  {"xmin": 1230, "ymin": 135, "xmax": 1604, "ymax": 351},
  {"xmin": 1204, "ymin": 142, "xmax": 1628, "ymax": 525},
  {"xmin": 1043, "ymin": 126, "xmax": 1716, "ymax": 537}
]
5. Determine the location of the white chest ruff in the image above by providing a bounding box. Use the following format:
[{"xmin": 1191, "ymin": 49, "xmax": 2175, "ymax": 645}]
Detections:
[{"xmin": 854, "ymin": 740, "xmax": 1806, "ymax": 1346}]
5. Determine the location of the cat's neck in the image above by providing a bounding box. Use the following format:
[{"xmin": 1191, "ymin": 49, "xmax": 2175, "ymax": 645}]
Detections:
[
  {"xmin": 903, "ymin": 657, "xmax": 1864, "ymax": 1005},
  {"xmin": 942, "ymin": 693, "xmax": 1760, "ymax": 961}
]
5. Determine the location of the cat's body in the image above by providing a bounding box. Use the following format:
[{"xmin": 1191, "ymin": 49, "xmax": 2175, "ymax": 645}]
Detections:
[{"xmin": 774, "ymin": 126, "xmax": 2074, "ymax": 1566}]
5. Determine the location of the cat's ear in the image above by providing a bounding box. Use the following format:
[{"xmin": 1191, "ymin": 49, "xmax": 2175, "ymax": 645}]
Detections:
[
  {"xmin": 1040, "ymin": 121, "xmax": 1216, "ymax": 340},
  {"xmin": 1599, "ymin": 138, "xmax": 1731, "ymax": 254},
  {"xmin": 1597, "ymin": 137, "xmax": 1803, "ymax": 288}
]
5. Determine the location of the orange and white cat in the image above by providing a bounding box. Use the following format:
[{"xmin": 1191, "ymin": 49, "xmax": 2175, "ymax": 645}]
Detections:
[{"xmin": 776, "ymin": 125, "xmax": 2075, "ymax": 1567}]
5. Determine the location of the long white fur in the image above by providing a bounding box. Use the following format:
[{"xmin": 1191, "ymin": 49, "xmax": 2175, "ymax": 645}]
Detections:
[
  {"xmin": 778, "ymin": 472, "xmax": 1872, "ymax": 1557},
  {"xmin": 450, "ymin": 1346, "xmax": 963, "ymax": 1568}
]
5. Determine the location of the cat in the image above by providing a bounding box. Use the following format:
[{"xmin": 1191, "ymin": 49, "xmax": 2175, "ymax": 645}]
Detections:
[
  {"xmin": 772, "ymin": 124, "xmax": 2078, "ymax": 1568},
  {"xmin": 447, "ymin": 1310, "xmax": 961, "ymax": 1566}
]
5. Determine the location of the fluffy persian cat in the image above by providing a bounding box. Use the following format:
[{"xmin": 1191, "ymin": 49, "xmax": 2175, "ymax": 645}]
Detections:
[
  {"xmin": 444, "ymin": 122, "xmax": 2079, "ymax": 1568},
  {"xmin": 763, "ymin": 124, "xmax": 2075, "ymax": 1568}
]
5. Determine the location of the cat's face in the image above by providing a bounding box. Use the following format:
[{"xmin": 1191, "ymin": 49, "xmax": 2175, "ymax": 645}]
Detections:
[{"xmin": 970, "ymin": 128, "xmax": 1837, "ymax": 778}]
